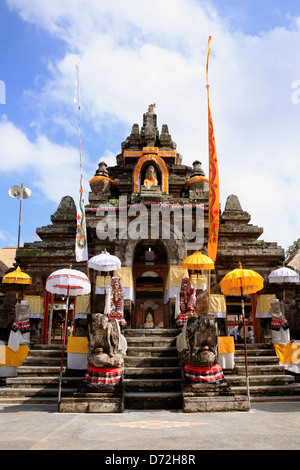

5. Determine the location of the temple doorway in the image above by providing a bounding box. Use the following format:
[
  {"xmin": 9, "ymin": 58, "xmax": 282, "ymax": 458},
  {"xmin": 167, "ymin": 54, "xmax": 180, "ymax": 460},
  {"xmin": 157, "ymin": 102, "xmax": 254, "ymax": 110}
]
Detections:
[{"xmin": 132, "ymin": 240, "xmax": 168, "ymax": 329}]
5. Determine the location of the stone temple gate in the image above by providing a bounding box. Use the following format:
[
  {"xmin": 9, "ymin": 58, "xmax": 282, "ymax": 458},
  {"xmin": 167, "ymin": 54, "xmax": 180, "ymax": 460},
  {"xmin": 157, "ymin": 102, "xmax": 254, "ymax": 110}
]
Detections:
[{"xmin": 2, "ymin": 105, "xmax": 297, "ymax": 345}]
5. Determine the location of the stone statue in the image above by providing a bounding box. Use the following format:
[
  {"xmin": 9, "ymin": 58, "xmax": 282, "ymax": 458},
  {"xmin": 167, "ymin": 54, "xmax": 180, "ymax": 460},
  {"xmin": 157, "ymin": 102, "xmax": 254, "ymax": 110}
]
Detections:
[
  {"xmin": 177, "ymin": 314, "xmax": 225, "ymax": 384},
  {"xmin": 143, "ymin": 165, "xmax": 158, "ymax": 189},
  {"xmin": 8, "ymin": 300, "xmax": 30, "ymax": 352},
  {"xmin": 148, "ymin": 103, "xmax": 156, "ymax": 113},
  {"xmin": 104, "ymin": 277, "xmax": 127, "ymax": 329},
  {"xmin": 87, "ymin": 313, "xmax": 126, "ymax": 368},
  {"xmin": 175, "ymin": 278, "xmax": 196, "ymax": 327},
  {"xmin": 270, "ymin": 298, "xmax": 290, "ymax": 343}
]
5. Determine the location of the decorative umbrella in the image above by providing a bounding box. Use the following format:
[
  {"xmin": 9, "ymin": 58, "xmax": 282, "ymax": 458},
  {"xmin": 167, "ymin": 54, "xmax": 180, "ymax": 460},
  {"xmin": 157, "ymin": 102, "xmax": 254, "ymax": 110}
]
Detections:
[
  {"xmin": 88, "ymin": 249, "xmax": 121, "ymax": 272},
  {"xmin": 88, "ymin": 248, "xmax": 121, "ymax": 297},
  {"xmin": 182, "ymin": 250, "xmax": 215, "ymax": 307},
  {"xmin": 45, "ymin": 267, "xmax": 91, "ymax": 406},
  {"xmin": 2, "ymin": 266, "xmax": 32, "ymax": 300},
  {"xmin": 2, "ymin": 266, "xmax": 32, "ymax": 285},
  {"xmin": 268, "ymin": 266, "xmax": 299, "ymax": 301},
  {"xmin": 220, "ymin": 263, "xmax": 264, "ymax": 403}
]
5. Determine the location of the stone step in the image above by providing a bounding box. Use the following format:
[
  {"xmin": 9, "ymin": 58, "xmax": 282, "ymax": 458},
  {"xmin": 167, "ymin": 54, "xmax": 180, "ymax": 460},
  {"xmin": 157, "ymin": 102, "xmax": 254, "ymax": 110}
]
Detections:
[
  {"xmin": 126, "ymin": 346, "xmax": 178, "ymax": 357},
  {"xmin": 124, "ymin": 329, "xmax": 179, "ymax": 337},
  {"xmin": 23, "ymin": 356, "xmax": 66, "ymax": 366},
  {"xmin": 17, "ymin": 366, "xmax": 62, "ymax": 376},
  {"xmin": 126, "ymin": 337, "xmax": 177, "ymax": 347},
  {"xmin": 124, "ymin": 366, "xmax": 181, "ymax": 379},
  {"xmin": 235, "ymin": 343, "xmax": 274, "ymax": 350},
  {"xmin": 234, "ymin": 356, "xmax": 280, "ymax": 365},
  {"xmin": 59, "ymin": 396, "xmax": 124, "ymax": 413},
  {"xmin": 229, "ymin": 365, "xmax": 286, "ymax": 376},
  {"xmin": 123, "ymin": 378, "xmax": 182, "ymax": 392},
  {"xmin": 125, "ymin": 356, "xmax": 179, "ymax": 367},
  {"xmin": 124, "ymin": 391, "xmax": 183, "ymax": 410},
  {"xmin": 4, "ymin": 376, "xmax": 82, "ymax": 389},
  {"xmin": 230, "ymin": 383, "xmax": 300, "ymax": 398},
  {"xmin": 27, "ymin": 349, "xmax": 63, "ymax": 358},
  {"xmin": 225, "ymin": 374, "xmax": 295, "ymax": 387},
  {"xmin": 235, "ymin": 349, "xmax": 276, "ymax": 357},
  {"xmin": 0, "ymin": 387, "xmax": 78, "ymax": 398}
]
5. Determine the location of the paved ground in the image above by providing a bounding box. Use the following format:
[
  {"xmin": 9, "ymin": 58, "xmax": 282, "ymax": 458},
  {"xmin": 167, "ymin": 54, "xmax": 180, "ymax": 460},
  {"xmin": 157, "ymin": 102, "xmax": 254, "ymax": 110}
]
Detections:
[{"xmin": 0, "ymin": 401, "xmax": 299, "ymax": 453}]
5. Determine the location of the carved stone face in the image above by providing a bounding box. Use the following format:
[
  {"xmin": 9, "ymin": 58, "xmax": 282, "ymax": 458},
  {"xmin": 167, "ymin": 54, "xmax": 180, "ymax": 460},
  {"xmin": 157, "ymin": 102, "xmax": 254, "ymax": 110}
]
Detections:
[{"xmin": 270, "ymin": 299, "xmax": 283, "ymax": 320}]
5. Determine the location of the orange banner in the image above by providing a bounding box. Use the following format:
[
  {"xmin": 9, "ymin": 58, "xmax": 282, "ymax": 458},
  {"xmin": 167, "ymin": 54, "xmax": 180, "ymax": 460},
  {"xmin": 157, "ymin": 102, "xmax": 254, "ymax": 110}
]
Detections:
[{"xmin": 206, "ymin": 36, "xmax": 219, "ymax": 262}]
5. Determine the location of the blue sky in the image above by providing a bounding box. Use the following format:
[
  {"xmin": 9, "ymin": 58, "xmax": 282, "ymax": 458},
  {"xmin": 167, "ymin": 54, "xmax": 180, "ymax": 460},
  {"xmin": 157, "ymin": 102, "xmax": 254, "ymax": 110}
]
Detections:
[{"xmin": 1, "ymin": 0, "xmax": 300, "ymax": 254}]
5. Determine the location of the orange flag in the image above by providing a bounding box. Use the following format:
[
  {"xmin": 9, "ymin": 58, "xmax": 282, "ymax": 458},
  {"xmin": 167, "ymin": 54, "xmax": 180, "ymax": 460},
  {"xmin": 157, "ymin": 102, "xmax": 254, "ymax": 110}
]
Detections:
[{"xmin": 206, "ymin": 36, "xmax": 219, "ymax": 262}]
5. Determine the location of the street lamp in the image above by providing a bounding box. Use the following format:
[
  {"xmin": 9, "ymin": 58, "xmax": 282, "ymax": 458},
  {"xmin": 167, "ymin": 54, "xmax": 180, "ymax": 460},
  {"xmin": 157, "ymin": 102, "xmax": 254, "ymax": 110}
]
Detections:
[{"xmin": 8, "ymin": 184, "xmax": 32, "ymax": 248}]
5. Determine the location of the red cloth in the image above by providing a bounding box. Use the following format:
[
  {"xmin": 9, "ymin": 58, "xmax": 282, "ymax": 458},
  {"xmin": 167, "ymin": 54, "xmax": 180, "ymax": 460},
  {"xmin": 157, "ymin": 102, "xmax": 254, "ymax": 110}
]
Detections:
[
  {"xmin": 184, "ymin": 364, "xmax": 225, "ymax": 384},
  {"xmin": 84, "ymin": 366, "xmax": 123, "ymax": 386}
]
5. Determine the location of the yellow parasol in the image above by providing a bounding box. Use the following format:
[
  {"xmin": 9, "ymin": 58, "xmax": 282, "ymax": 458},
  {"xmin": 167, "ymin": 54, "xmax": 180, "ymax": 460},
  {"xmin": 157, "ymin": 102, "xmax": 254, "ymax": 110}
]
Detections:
[
  {"xmin": 182, "ymin": 251, "xmax": 215, "ymax": 270},
  {"xmin": 182, "ymin": 251, "xmax": 215, "ymax": 308},
  {"xmin": 2, "ymin": 266, "xmax": 32, "ymax": 285},
  {"xmin": 220, "ymin": 262, "xmax": 264, "ymax": 403}
]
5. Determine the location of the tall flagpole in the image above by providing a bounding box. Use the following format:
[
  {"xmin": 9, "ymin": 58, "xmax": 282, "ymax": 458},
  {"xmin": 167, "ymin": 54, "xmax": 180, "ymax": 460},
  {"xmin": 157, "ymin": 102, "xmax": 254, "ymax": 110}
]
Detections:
[
  {"xmin": 206, "ymin": 36, "xmax": 219, "ymax": 263},
  {"xmin": 75, "ymin": 55, "xmax": 89, "ymax": 267}
]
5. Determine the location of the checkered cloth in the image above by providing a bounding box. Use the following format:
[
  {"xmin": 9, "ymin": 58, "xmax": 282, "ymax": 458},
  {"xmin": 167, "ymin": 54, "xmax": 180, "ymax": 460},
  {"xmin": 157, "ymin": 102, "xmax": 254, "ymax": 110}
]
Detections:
[
  {"xmin": 84, "ymin": 366, "xmax": 123, "ymax": 386},
  {"xmin": 176, "ymin": 314, "xmax": 188, "ymax": 328},
  {"xmin": 108, "ymin": 313, "xmax": 127, "ymax": 329},
  {"xmin": 11, "ymin": 320, "xmax": 30, "ymax": 334},
  {"xmin": 271, "ymin": 318, "xmax": 289, "ymax": 331},
  {"xmin": 184, "ymin": 364, "xmax": 225, "ymax": 384}
]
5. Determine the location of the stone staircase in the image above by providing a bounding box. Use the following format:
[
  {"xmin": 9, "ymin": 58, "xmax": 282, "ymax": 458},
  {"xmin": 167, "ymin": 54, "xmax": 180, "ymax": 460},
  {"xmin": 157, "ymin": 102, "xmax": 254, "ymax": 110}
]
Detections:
[
  {"xmin": 225, "ymin": 343, "xmax": 300, "ymax": 402},
  {"xmin": 0, "ymin": 345, "xmax": 79, "ymax": 406},
  {"xmin": 123, "ymin": 328, "xmax": 183, "ymax": 410},
  {"xmin": 0, "ymin": 333, "xmax": 299, "ymax": 409}
]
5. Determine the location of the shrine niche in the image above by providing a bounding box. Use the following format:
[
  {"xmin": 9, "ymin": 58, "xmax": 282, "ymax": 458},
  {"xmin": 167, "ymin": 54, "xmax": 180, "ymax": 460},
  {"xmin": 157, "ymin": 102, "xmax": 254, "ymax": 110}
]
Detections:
[{"xmin": 133, "ymin": 153, "xmax": 169, "ymax": 194}]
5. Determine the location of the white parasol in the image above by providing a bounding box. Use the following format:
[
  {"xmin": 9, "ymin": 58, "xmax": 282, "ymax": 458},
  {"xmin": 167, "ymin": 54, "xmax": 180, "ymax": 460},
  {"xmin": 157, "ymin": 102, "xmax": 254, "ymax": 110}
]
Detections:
[
  {"xmin": 45, "ymin": 267, "xmax": 91, "ymax": 406},
  {"xmin": 88, "ymin": 249, "xmax": 121, "ymax": 294},
  {"xmin": 268, "ymin": 266, "xmax": 299, "ymax": 284},
  {"xmin": 268, "ymin": 266, "xmax": 299, "ymax": 301},
  {"xmin": 88, "ymin": 249, "xmax": 121, "ymax": 272}
]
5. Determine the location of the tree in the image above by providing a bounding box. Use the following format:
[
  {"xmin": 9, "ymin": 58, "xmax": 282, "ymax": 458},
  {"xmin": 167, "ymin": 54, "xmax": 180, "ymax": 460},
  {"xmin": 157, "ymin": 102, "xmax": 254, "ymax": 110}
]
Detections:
[{"xmin": 286, "ymin": 238, "xmax": 300, "ymax": 259}]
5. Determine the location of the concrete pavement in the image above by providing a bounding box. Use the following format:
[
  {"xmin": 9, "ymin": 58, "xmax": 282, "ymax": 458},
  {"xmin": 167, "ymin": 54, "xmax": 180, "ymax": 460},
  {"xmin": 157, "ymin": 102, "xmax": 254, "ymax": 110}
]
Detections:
[{"xmin": 0, "ymin": 401, "xmax": 299, "ymax": 452}]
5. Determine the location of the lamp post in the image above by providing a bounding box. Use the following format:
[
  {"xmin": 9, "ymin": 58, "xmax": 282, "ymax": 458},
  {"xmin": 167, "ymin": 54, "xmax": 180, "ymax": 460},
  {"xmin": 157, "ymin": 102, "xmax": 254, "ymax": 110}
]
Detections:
[{"xmin": 8, "ymin": 184, "xmax": 31, "ymax": 248}]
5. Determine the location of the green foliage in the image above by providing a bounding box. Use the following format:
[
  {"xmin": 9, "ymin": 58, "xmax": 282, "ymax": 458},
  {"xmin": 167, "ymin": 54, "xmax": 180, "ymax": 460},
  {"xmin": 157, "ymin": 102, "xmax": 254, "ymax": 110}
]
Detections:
[{"xmin": 286, "ymin": 238, "xmax": 300, "ymax": 258}]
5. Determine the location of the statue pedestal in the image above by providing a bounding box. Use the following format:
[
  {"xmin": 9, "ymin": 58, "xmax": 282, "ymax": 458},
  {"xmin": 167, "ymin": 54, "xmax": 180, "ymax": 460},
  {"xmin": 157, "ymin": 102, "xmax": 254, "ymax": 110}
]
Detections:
[{"xmin": 182, "ymin": 383, "xmax": 250, "ymax": 412}]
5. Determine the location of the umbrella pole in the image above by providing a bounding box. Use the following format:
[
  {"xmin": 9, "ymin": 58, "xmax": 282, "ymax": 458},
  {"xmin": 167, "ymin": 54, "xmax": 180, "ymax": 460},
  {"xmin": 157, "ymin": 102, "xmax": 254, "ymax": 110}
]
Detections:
[
  {"xmin": 241, "ymin": 286, "xmax": 250, "ymax": 404},
  {"xmin": 208, "ymin": 270, "xmax": 211, "ymax": 313},
  {"xmin": 58, "ymin": 288, "xmax": 69, "ymax": 408}
]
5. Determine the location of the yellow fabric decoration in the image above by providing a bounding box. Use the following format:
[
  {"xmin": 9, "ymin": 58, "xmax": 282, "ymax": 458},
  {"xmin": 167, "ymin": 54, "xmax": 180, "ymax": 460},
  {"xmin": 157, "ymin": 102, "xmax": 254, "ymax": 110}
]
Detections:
[
  {"xmin": 190, "ymin": 274, "xmax": 207, "ymax": 289},
  {"xmin": 165, "ymin": 266, "xmax": 189, "ymax": 291},
  {"xmin": 66, "ymin": 337, "xmax": 88, "ymax": 354},
  {"xmin": 96, "ymin": 275, "xmax": 111, "ymax": 288},
  {"xmin": 75, "ymin": 295, "xmax": 90, "ymax": 314},
  {"xmin": 274, "ymin": 342, "xmax": 300, "ymax": 365},
  {"xmin": 210, "ymin": 294, "xmax": 226, "ymax": 313},
  {"xmin": 25, "ymin": 295, "xmax": 44, "ymax": 315},
  {"xmin": 218, "ymin": 337, "xmax": 235, "ymax": 354},
  {"xmin": 0, "ymin": 345, "xmax": 29, "ymax": 367},
  {"xmin": 114, "ymin": 267, "xmax": 134, "ymax": 288},
  {"xmin": 256, "ymin": 294, "xmax": 275, "ymax": 315}
]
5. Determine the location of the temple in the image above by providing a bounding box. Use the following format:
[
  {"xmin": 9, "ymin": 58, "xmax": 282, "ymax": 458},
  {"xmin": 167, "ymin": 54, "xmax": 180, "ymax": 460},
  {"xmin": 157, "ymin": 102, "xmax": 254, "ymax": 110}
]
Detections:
[{"xmin": 1, "ymin": 105, "xmax": 296, "ymax": 345}]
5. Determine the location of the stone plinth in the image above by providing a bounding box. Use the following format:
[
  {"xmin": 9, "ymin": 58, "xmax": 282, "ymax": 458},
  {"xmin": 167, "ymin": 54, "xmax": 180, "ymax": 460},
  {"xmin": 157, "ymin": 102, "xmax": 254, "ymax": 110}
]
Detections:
[
  {"xmin": 59, "ymin": 385, "xmax": 124, "ymax": 413},
  {"xmin": 182, "ymin": 383, "xmax": 250, "ymax": 412}
]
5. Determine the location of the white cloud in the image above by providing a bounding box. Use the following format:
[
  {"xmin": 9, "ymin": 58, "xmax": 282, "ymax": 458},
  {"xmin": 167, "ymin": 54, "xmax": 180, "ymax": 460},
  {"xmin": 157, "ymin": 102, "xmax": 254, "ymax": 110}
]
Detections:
[
  {"xmin": 0, "ymin": 115, "xmax": 90, "ymax": 203},
  {"xmin": 4, "ymin": 0, "xmax": 300, "ymax": 251}
]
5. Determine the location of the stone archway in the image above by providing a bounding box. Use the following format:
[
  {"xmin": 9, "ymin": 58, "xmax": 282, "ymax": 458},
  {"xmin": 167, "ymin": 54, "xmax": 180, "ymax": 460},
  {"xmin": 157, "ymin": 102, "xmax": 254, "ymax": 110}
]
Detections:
[{"xmin": 132, "ymin": 239, "xmax": 169, "ymax": 329}]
